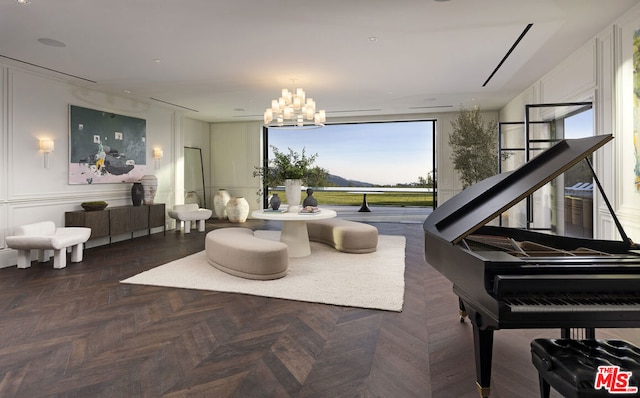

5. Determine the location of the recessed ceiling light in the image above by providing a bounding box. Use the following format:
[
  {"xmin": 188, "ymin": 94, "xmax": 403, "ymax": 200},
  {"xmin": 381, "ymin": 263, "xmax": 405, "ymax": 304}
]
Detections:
[
  {"xmin": 153, "ymin": 59, "xmax": 161, "ymax": 63},
  {"xmin": 17, "ymin": 0, "xmax": 30, "ymax": 4},
  {"xmin": 38, "ymin": 38, "xmax": 67, "ymax": 47},
  {"xmin": 368, "ymin": 36, "xmax": 378, "ymax": 42}
]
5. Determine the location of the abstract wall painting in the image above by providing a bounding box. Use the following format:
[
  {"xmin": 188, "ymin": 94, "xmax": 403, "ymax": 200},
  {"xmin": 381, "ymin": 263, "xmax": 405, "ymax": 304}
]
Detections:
[{"xmin": 69, "ymin": 105, "xmax": 147, "ymax": 184}]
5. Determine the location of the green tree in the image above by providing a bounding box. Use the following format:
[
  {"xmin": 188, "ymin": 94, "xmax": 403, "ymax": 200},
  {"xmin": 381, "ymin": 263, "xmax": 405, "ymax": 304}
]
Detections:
[
  {"xmin": 305, "ymin": 166, "xmax": 330, "ymax": 187},
  {"xmin": 449, "ymin": 106, "xmax": 503, "ymax": 188},
  {"xmin": 253, "ymin": 146, "xmax": 319, "ymax": 186},
  {"xmin": 253, "ymin": 145, "xmax": 330, "ymax": 187}
]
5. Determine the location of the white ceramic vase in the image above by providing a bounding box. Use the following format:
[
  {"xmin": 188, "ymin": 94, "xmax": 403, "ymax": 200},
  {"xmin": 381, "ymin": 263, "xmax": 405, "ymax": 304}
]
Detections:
[
  {"xmin": 184, "ymin": 191, "xmax": 201, "ymax": 207},
  {"xmin": 284, "ymin": 179, "xmax": 302, "ymax": 213},
  {"xmin": 214, "ymin": 189, "xmax": 231, "ymax": 219},
  {"xmin": 226, "ymin": 196, "xmax": 249, "ymax": 223},
  {"xmin": 140, "ymin": 174, "xmax": 158, "ymax": 204}
]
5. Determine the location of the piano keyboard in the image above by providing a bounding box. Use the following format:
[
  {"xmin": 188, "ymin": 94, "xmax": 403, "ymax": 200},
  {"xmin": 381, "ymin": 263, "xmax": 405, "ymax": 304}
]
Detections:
[{"xmin": 504, "ymin": 296, "xmax": 640, "ymax": 312}]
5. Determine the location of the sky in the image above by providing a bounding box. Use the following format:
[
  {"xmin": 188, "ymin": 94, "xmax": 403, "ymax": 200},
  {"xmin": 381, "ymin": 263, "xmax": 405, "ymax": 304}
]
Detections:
[
  {"xmin": 564, "ymin": 108, "xmax": 593, "ymax": 139},
  {"xmin": 268, "ymin": 121, "xmax": 434, "ymax": 186}
]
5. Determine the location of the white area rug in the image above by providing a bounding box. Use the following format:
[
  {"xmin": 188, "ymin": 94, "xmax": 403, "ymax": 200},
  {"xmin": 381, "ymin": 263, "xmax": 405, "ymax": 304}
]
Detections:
[{"xmin": 121, "ymin": 231, "xmax": 406, "ymax": 312}]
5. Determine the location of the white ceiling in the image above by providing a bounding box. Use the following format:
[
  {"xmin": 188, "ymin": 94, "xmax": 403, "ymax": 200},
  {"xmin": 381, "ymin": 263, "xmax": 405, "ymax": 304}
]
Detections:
[{"xmin": 1, "ymin": 0, "xmax": 638, "ymax": 123}]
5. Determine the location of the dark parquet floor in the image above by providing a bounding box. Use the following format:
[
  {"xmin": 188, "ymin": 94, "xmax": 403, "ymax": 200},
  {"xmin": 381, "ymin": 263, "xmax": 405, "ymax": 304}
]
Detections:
[{"xmin": 0, "ymin": 217, "xmax": 639, "ymax": 397}]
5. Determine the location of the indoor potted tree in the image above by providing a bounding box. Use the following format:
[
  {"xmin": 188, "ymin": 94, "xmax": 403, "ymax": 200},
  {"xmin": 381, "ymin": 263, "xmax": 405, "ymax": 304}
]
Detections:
[
  {"xmin": 253, "ymin": 146, "xmax": 318, "ymax": 212},
  {"xmin": 449, "ymin": 106, "xmax": 508, "ymax": 189}
]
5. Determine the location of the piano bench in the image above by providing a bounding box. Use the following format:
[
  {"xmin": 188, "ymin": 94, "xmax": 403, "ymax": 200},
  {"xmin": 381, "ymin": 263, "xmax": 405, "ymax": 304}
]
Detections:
[{"xmin": 531, "ymin": 339, "xmax": 640, "ymax": 398}]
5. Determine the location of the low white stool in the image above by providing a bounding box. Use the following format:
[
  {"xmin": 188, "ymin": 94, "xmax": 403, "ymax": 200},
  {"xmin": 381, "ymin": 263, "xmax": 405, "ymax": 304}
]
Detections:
[
  {"xmin": 5, "ymin": 221, "xmax": 91, "ymax": 269},
  {"xmin": 168, "ymin": 204, "xmax": 213, "ymax": 233}
]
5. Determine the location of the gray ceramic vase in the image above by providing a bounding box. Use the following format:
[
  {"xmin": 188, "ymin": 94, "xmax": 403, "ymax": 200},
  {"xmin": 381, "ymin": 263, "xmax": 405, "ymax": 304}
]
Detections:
[
  {"xmin": 302, "ymin": 188, "xmax": 318, "ymax": 207},
  {"xmin": 270, "ymin": 193, "xmax": 281, "ymax": 210}
]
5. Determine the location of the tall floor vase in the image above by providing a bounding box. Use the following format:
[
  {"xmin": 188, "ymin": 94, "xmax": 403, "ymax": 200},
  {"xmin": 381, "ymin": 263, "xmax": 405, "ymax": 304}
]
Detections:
[
  {"xmin": 214, "ymin": 189, "xmax": 231, "ymax": 219},
  {"xmin": 226, "ymin": 197, "xmax": 249, "ymax": 223},
  {"xmin": 284, "ymin": 179, "xmax": 302, "ymax": 213}
]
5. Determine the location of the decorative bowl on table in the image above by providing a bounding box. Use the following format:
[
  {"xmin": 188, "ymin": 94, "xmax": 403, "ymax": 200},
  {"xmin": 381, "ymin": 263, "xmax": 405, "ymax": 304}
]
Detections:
[{"xmin": 81, "ymin": 201, "xmax": 108, "ymax": 211}]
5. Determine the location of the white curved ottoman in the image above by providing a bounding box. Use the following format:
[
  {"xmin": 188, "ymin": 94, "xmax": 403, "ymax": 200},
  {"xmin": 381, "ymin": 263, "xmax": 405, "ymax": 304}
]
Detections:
[
  {"xmin": 168, "ymin": 203, "xmax": 213, "ymax": 233},
  {"xmin": 205, "ymin": 228, "xmax": 288, "ymax": 280},
  {"xmin": 307, "ymin": 218, "xmax": 378, "ymax": 253},
  {"xmin": 5, "ymin": 221, "xmax": 91, "ymax": 269}
]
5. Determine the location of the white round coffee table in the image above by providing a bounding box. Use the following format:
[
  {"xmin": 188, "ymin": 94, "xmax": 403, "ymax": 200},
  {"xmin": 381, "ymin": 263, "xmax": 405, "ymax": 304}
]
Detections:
[{"xmin": 252, "ymin": 208, "xmax": 337, "ymax": 257}]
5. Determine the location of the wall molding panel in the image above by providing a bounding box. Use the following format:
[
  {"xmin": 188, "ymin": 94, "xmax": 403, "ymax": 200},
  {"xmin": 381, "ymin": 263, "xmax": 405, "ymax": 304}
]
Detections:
[{"xmin": 0, "ymin": 63, "xmax": 179, "ymax": 268}]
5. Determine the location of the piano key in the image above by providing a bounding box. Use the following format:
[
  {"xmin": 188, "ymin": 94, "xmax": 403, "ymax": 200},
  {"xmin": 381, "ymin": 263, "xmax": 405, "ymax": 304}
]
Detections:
[{"xmin": 504, "ymin": 295, "xmax": 640, "ymax": 312}]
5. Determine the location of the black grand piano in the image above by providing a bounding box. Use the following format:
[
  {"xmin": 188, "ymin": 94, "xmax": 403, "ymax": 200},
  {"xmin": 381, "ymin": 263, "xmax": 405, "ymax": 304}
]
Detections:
[{"xmin": 423, "ymin": 135, "xmax": 640, "ymax": 397}]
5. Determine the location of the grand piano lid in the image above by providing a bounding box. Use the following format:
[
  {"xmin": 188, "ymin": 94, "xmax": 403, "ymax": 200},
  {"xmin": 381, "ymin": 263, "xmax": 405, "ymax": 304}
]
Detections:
[{"xmin": 424, "ymin": 134, "xmax": 613, "ymax": 245}]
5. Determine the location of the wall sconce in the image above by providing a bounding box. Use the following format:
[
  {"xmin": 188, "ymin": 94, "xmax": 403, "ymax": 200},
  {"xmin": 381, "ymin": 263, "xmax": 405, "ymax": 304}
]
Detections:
[
  {"xmin": 38, "ymin": 139, "xmax": 54, "ymax": 168},
  {"xmin": 153, "ymin": 147, "xmax": 163, "ymax": 168},
  {"xmin": 153, "ymin": 148, "xmax": 164, "ymax": 160}
]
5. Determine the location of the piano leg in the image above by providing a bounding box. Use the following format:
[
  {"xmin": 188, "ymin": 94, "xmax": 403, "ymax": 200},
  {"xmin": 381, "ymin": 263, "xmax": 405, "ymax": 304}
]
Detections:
[
  {"xmin": 561, "ymin": 327, "xmax": 596, "ymax": 339},
  {"xmin": 472, "ymin": 325, "xmax": 494, "ymax": 398},
  {"xmin": 459, "ymin": 298, "xmax": 468, "ymax": 322},
  {"xmin": 538, "ymin": 374, "xmax": 551, "ymax": 398}
]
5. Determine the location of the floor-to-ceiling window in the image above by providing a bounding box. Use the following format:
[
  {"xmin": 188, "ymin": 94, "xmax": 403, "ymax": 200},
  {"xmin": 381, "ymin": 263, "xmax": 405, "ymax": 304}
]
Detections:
[{"xmin": 262, "ymin": 120, "xmax": 436, "ymax": 208}]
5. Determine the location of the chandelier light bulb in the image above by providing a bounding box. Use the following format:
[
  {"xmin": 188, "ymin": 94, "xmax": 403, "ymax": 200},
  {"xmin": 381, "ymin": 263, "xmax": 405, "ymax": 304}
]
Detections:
[
  {"xmin": 264, "ymin": 108, "xmax": 273, "ymax": 124},
  {"xmin": 263, "ymin": 84, "xmax": 326, "ymax": 129}
]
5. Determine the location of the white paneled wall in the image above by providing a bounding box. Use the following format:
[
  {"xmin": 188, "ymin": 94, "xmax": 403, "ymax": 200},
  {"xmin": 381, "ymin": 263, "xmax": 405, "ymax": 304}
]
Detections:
[
  {"xmin": 210, "ymin": 122, "xmax": 263, "ymax": 211},
  {"xmin": 0, "ymin": 65, "xmax": 181, "ymax": 268},
  {"xmin": 499, "ymin": 1, "xmax": 640, "ymax": 242}
]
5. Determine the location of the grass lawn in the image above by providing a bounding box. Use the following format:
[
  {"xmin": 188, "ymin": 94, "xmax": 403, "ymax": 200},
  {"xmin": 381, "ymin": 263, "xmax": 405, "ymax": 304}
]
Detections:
[{"xmin": 268, "ymin": 190, "xmax": 434, "ymax": 207}]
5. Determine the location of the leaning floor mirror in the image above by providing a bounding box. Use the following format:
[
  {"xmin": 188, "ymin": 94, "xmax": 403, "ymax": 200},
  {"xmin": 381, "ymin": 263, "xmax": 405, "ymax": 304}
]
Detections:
[{"xmin": 184, "ymin": 147, "xmax": 206, "ymax": 208}]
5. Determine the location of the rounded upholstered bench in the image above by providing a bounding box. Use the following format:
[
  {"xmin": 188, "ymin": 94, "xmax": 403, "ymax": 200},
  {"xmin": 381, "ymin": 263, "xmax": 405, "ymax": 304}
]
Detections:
[
  {"xmin": 205, "ymin": 227, "xmax": 288, "ymax": 280},
  {"xmin": 306, "ymin": 218, "xmax": 378, "ymax": 253},
  {"xmin": 531, "ymin": 338, "xmax": 640, "ymax": 398}
]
